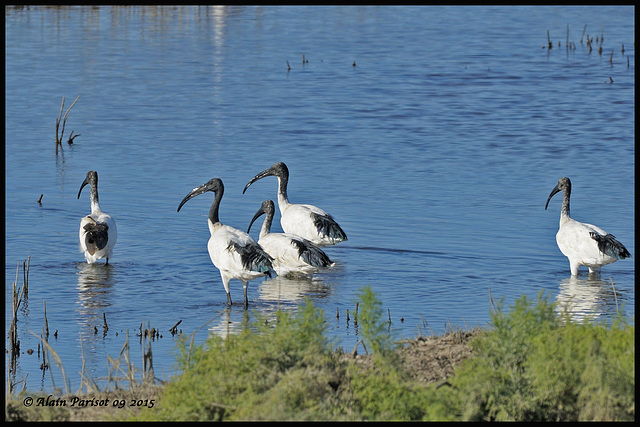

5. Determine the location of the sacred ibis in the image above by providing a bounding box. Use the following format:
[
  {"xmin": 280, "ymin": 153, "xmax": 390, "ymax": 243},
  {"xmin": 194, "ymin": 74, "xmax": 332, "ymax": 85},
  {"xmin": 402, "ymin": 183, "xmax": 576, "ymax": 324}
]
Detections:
[
  {"xmin": 247, "ymin": 200, "xmax": 334, "ymax": 277},
  {"xmin": 177, "ymin": 178, "xmax": 273, "ymax": 308},
  {"xmin": 545, "ymin": 177, "xmax": 630, "ymax": 276},
  {"xmin": 243, "ymin": 162, "xmax": 347, "ymax": 246},
  {"xmin": 77, "ymin": 170, "xmax": 117, "ymax": 265}
]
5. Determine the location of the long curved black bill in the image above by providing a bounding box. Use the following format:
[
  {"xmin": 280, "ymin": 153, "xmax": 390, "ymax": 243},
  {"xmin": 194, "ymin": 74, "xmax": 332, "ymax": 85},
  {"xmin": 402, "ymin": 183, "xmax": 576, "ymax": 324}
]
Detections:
[
  {"xmin": 544, "ymin": 184, "xmax": 561, "ymax": 210},
  {"xmin": 243, "ymin": 168, "xmax": 275, "ymax": 194}
]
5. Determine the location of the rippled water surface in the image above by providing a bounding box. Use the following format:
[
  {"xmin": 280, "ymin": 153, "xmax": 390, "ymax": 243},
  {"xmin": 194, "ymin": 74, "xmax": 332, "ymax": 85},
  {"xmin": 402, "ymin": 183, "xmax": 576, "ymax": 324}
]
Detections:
[{"xmin": 5, "ymin": 5, "xmax": 635, "ymax": 393}]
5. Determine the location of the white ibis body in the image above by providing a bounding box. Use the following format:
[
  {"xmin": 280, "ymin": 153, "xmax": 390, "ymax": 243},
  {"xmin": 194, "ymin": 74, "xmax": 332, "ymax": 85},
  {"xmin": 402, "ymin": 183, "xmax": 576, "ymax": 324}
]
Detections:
[
  {"xmin": 243, "ymin": 162, "xmax": 347, "ymax": 247},
  {"xmin": 248, "ymin": 200, "xmax": 334, "ymax": 277},
  {"xmin": 545, "ymin": 177, "xmax": 630, "ymax": 276},
  {"xmin": 177, "ymin": 178, "xmax": 273, "ymax": 308},
  {"xmin": 78, "ymin": 170, "xmax": 117, "ymax": 264}
]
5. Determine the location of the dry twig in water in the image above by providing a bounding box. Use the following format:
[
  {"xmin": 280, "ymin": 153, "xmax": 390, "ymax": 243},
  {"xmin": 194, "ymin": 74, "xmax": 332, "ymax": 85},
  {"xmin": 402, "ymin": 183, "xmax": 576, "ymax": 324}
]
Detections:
[{"xmin": 55, "ymin": 95, "xmax": 80, "ymax": 145}]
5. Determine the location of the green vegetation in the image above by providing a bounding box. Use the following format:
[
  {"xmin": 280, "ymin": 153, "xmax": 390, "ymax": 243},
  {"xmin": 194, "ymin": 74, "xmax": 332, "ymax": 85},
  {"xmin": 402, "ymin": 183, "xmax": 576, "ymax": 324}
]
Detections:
[
  {"xmin": 131, "ymin": 287, "xmax": 633, "ymax": 422},
  {"xmin": 428, "ymin": 294, "xmax": 634, "ymax": 421},
  {"xmin": 6, "ymin": 286, "xmax": 634, "ymax": 421}
]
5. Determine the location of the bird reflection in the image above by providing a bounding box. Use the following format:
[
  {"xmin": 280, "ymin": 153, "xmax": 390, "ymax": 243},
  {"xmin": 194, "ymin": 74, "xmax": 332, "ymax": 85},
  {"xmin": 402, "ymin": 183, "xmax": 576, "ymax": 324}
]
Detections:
[
  {"xmin": 555, "ymin": 274, "xmax": 626, "ymax": 323},
  {"xmin": 207, "ymin": 274, "xmax": 333, "ymax": 340},
  {"xmin": 207, "ymin": 308, "xmax": 250, "ymax": 341},
  {"xmin": 258, "ymin": 275, "xmax": 332, "ymax": 305},
  {"xmin": 76, "ymin": 262, "xmax": 115, "ymax": 331}
]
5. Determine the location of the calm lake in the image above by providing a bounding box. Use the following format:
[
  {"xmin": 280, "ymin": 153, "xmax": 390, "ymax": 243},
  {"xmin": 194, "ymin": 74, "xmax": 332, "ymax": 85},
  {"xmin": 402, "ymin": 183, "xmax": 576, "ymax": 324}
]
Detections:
[{"xmin": 5, "ymin": 5, "xmax": 635, "ymax": 394}]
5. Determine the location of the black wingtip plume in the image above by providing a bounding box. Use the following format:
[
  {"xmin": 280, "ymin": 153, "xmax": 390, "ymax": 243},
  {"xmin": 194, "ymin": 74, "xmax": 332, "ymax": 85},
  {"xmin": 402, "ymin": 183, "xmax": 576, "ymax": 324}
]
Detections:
[
  {"xmin": 311, "ymin": 212, "xmax": 347, "ymax": 243},
  {"xmin": 589, "ymin": 232, "xmax": 631, "ymax": 260}
]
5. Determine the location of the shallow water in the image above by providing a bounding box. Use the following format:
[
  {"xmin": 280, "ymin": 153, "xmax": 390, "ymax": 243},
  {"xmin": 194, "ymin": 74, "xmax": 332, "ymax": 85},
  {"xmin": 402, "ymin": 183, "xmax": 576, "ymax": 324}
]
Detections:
[{"xmin": 5, "ymin": 5, "xmax": 635, "ymax": 393}]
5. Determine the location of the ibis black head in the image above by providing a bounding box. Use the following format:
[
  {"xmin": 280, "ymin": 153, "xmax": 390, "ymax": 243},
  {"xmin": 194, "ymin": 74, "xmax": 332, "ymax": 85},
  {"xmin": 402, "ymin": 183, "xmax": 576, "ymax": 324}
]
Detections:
[
  {"xmin": 78, "ymin": 170, "xmax": 98, "ymax": 199},
  {"xmin": 545, "ymin": 177, "xmax": 571, "ymax": 210},
  {"xmin": 243, "ymin": 162, "xmax": 289, "ymax": 194},
  {"xmin": 247, "ymin": 200, "xmax": 275, "ymax": 234},
  {"xmin": 177, "ymin": 178, "xmax": 224, "ymax": 212}
]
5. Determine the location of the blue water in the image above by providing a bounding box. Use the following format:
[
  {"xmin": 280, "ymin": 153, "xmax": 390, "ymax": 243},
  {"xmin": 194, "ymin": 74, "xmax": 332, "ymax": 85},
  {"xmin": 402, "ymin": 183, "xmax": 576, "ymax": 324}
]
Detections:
[{"xmin": 5, "ymin": 5, "xmax": 635, "ymax": 394}]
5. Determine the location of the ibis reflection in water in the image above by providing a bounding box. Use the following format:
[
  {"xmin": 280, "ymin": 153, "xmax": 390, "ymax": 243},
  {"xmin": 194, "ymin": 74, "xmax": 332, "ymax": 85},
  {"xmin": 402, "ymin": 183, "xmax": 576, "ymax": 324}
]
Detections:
[
  {"xmin": 77, "ymin": 170, "xmax": 117, "ymax": 265},
  {"xmin": 243, "ymin": 162, "xmax": 347, "ymax": 247},
  {"xmin": 247, "ymin": 199, "xmax": 334, "ymax": 278},
  {"xmin": 178, "ymin": 177, "xmax": 273, "ymax": 308},
  {"xmin": 545, "ymin": 177, "xmax": 630, "ymax": 276}
]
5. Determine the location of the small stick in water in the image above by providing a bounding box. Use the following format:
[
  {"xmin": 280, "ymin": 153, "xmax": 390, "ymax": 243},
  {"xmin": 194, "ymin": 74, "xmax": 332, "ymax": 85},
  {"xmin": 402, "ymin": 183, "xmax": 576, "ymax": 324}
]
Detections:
[
  {"xmin": 354, "ymin": 302, "xmax": 358, "ymax": 326},
  {"xmin": 170, "ymin": 319, "xmax": 182, "ymax": 335},
  {"xmin": 43, "ymin": 301, "xmax": 49, "ymax": 339}
]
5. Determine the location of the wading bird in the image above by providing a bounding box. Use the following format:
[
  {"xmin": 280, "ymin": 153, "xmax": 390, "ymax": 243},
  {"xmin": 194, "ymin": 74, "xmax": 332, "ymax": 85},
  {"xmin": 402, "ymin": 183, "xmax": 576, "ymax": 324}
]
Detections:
[
  {"xmin": 248, "ymin": 200, "xmax": 334, "ymax": 277},
  {"xmin": 177, "ymin": 178, "xmax": 273, "ymax": 308},
  {"xmin": 545, "ymin": 177, "xmax": 630, "ymax": 276},
  {"xmin": 78, "ymin": 170, "xmax": 117, "ymax": 264},
  {"xmin": 243, "ymin": 162, "xmax": 347, "ymax": 246}
]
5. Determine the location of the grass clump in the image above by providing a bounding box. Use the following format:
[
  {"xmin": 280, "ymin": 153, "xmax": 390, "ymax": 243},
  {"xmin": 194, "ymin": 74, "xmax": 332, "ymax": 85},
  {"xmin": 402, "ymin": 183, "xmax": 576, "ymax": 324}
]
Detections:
[
  {"xmin": 134, "ymin": 299, "xmax": 351, "ymax": 421},
  {"xmin": 431, "ymin": 292, "xmax": 635, "ymax": 421},
  {"xmin": 347, "ymin": 286, "xmax": 434, "ymax": 420}
]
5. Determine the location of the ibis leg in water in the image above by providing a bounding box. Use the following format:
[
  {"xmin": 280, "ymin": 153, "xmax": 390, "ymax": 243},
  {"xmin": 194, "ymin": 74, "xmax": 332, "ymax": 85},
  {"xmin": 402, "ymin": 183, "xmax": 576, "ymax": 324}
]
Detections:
[
  {"xmin": 178, "ymin": 177, "xmax": 273, "ymax": 308},
  {"xmin": 243, "ymin": 161, "xmax": 347, "ymax": 247},
  {"xmin": 545, "ymin": 177, "xmax": 630, "ymax": 276},
  {"xmin": 78, "ymin": 170, "xmax": 117, "ymax": 265},
  {"xmin": 247, "ymin": 199, "xmax": 334, "ymax": 277}
]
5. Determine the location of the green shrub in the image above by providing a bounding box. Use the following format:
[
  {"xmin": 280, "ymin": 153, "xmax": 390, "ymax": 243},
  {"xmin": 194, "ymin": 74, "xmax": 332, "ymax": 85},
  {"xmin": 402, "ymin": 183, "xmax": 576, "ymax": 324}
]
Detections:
[
  {"xmin": 134, "ymin": 299, "xmax": 353, "ymax": 421},
  {"xmin": 347, "ymin": 286, "xmax": 433, "ymax": 420},
  {"xmin": 347, "ymin": 359, "xmax": 434, "ymax": 421},
  {"xmin": 356, "ymin": 285, "xmax": 393, "ymax": 356},
  {"xmin": 438, "ymin": 292, "xmax": 635, "ymax": 421}
]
